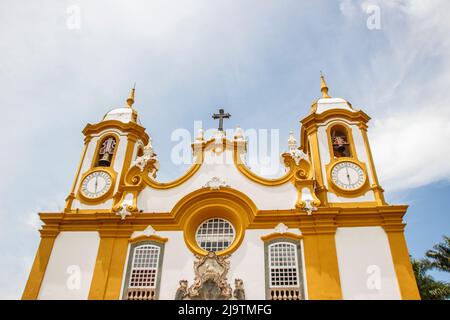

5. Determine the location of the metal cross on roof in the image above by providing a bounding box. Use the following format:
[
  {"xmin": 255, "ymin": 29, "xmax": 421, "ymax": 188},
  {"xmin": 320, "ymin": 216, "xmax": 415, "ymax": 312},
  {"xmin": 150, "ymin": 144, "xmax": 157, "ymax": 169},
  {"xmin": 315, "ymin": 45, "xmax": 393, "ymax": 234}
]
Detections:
[{"xmin": 212, "ymin": 108, "xmax": 231, "ymax": 131}]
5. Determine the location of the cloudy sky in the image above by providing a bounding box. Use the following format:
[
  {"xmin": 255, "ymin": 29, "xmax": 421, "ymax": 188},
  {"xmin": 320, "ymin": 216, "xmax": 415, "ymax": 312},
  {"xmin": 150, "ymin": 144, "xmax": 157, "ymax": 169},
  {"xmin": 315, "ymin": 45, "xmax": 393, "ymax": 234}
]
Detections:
[{"xmin": 0, "ymin": 0, "xmax": 449, "ymax": 299}]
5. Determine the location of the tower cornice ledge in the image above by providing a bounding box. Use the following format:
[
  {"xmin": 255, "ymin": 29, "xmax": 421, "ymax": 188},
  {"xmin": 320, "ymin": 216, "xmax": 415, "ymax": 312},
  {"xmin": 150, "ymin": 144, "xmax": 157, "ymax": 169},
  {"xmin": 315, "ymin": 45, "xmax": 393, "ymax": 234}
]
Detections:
[{"xmin": 82, "ymin": 120, "xmax": 149, "ymax": 144}]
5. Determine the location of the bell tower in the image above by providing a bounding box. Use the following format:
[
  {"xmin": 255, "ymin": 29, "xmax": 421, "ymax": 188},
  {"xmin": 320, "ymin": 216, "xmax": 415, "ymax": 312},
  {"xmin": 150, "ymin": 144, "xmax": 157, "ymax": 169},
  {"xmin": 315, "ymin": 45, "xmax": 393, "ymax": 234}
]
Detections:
[
  {"xmin": 300, "ymin": 74, "xmax": 385, "ymax": 207},
  {"xmin": 64, "ymin": 87, "xmax": 150, "ymax": 213}
]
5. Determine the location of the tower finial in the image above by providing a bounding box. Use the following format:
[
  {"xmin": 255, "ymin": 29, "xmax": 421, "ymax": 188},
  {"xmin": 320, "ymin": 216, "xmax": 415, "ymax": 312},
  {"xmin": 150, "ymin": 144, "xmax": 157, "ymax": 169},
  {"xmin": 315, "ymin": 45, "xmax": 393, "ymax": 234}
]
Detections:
[
  {"xmin": 126, "ymin": 83, "xmax": 136, "ymax": 107},
  {"xmin": 320, "ymin": 72, "xmax": 330, "ymax": 98}
]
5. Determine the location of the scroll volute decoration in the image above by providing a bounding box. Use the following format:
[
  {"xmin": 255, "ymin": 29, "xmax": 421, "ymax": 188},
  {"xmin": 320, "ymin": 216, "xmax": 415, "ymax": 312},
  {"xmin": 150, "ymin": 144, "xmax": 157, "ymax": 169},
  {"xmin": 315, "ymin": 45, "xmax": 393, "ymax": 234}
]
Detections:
[
  {"xmin": 281, "ymin": 151, "xmax": 313, "ymax": 181},
  {"xmin": 295, "ymin": 158, "xmax": 312, "ymax": 180},
  {"xmin": 113, "ymin": 143, "xmax": 159, "ymax": 216},
  {"xmin": 282, "ymin": 151, "xmax": 320, "ymax": 211},
  {"xmin": 123, "ymin": 158, "xmax": 158, "ymax": 187}
]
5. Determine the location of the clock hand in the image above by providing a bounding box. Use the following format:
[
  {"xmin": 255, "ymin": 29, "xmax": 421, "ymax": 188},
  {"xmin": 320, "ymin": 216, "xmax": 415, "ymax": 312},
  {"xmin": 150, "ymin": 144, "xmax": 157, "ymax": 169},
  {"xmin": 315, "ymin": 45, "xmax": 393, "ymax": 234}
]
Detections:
[
  {"xmin": 346, "ymin": 167, "xmax": 351, "ymax": 185},
  {"xmin": 95, "ymin": 177, "xmax": 98, "ymax": 193}
]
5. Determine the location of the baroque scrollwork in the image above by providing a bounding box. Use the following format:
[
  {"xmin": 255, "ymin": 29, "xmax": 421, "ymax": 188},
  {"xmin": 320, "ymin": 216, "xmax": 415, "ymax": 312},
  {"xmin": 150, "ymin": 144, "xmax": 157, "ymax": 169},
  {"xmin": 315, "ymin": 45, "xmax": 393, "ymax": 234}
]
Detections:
[
  {"xmin": 132, "ymin": 139, "xmax": 158, "ymax": 172},
  {"xmin": 175, "ymin": 252, "xmax": 245, "ymax": 300},
  {"xmin": 202, "ymin": 176, "xmax": 230, "ymax": 190}
]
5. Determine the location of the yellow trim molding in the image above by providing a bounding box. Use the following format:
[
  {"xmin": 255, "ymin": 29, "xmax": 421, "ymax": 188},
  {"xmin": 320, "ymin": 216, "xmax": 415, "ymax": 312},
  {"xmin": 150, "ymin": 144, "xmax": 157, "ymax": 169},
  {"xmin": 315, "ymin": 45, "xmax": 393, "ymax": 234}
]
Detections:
[
  {"xmin": 83, "ymin": 120, "xmax": 149, "ymax": 145},
  {"xmin": 261, "ymin": 232, "xmax": 303, "ymax": 242},
  {"xmin": 21, "ymin": 235, "xmax": 58, "ymax": 300},
  {"xmin": 172, "ymin": 188, "xmax": 256, "ymax": 256},
  {"xmin": 129, "ymin": 234, "xmax": 168, "ymax": 244}
]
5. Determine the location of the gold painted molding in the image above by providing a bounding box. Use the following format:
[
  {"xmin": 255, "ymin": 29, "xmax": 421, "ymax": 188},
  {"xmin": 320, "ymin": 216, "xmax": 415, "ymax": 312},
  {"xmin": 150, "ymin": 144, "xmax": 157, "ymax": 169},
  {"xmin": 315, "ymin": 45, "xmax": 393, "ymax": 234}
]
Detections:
[
  {"xmin": 21, "ymin": 236, "xmax": 57, "ymax": 300},
  {"xmin": 143, "ymin": 163, "xmax": 202, "ymax": 189},
  {"xmin": 129, "ymin": 234, "xmax": 168, "ymax": 244},
  {"xmin": 83, "ymin": 120, "xmax": 149, "ymax": 145},
  {"xmin": 261, "ymin": 232, "xmax": 303, "ymax": 242},
  {"xmin": 38, "ymin": 204, "xmax": 409, "ymax": 234},
  {"xmin": 303, "ymin": 232, "xmax": 343, "ymax": 299},
  {"xmin": 234, "ymin": 150, "xmax": 295, "ymax": 186},
  {"xmin": 384, "ymin": 230, "xmax": 420, "ymax": 300}
]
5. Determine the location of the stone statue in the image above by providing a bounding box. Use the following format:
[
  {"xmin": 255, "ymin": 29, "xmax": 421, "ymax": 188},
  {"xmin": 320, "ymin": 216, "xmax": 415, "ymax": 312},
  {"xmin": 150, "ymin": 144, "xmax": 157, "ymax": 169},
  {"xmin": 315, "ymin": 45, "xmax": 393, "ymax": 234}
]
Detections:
[
  {"xmin": 174, "ymin": 280, "xmax": 188, "ymax": 300},
  {"xmin": 233, "ymin": 279, "xmax": 245, "ymax": 300}
]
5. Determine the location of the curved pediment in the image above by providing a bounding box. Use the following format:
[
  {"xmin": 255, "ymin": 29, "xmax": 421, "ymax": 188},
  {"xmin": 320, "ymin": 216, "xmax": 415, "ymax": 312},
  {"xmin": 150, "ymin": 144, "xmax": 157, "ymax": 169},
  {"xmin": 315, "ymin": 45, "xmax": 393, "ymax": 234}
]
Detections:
[{"xmin": 114, "ymin": 131, "xmax": 319, "ymax": 214}]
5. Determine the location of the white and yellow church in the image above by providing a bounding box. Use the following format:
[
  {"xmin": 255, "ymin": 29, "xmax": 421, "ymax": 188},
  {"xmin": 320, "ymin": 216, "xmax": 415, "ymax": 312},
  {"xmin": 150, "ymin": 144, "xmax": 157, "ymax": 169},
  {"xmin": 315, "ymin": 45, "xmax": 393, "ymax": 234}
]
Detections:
[{"xmin": 22, "ymin": 76, "xmax": 420, "ymax": 300}]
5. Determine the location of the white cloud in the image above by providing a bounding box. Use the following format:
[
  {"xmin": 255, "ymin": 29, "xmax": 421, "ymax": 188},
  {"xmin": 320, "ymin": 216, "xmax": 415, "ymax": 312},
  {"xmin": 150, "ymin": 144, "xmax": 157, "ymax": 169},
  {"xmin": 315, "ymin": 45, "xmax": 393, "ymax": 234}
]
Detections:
[
  {"xmin": 371, "ymin": 107, "xmax": 450, "ymax": 191},
  {"xmin": 338, "ymin": 0, "xmax": 450, "ymax": 191}
]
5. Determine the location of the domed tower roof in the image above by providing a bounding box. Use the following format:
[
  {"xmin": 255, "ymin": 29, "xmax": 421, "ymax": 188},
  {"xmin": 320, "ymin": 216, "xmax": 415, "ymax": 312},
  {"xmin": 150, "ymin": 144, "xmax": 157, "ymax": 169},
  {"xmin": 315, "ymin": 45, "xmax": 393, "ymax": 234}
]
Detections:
[
  {"xmin": 310, "ymin": 73, "xmax": 355, "ymax": 114},
  {"xmin": 102, "ymin": 85, "xmax": 141, "ymax": 124}
]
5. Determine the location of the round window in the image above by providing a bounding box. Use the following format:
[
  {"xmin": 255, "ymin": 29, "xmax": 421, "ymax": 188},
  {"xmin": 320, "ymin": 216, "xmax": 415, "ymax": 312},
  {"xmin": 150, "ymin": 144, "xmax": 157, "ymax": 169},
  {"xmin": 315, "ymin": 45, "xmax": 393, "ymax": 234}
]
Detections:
[{"xmin": 195, "ymin": 218, "xmax": 235, "ymax": 252}]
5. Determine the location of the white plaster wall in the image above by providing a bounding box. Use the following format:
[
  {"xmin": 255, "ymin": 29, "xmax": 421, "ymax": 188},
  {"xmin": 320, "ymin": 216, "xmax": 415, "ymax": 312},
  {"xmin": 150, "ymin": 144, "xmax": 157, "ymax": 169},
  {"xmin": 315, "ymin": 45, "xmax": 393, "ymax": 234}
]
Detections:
[
  {"xmin": 71, "ymin": 198, "xmax": 114, "ymax": 210},
  {"xmin": 351, "ymin": 124, "xmax": 374, "ymax": 186},
  {"xmin": 317, "ymin": 125, "xmax": 331, "ymax": 190},
  {"xmin": 38, "ymin": 232, "xmax": 100, "ymax": 300},
  {"xmin": 227, "ymin": 229, "xmax": 269, "ymax": 300},
  {"xmin": 155, "ymin": 228, "xmax": 304, "ymax": 300},
  {"xmin": 335, "ymin": 227, "xmax": 401, "ymax": 300},
  {"xmin": 328, "ymin": 190, "xmax": 375, "ymax": 203},
  {"xmin": 73, "ymin": 137, "xmax": 97, "ymax": 194},
  {"xmin": 138, "ymin": 148, "xmax": 298, "ymax": 212},
  {"xmin": 157, "ymin": 231, "xmax": 196, "ymax": 300}
]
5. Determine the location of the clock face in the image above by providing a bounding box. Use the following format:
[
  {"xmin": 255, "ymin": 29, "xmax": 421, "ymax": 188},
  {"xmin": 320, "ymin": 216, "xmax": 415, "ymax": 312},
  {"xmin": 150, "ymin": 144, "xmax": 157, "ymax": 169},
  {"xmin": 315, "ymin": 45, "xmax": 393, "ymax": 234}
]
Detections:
[
  {"xmin": 331, "ymin": 161, "xmax": 366, "ymax": 191},
  {"xmin": 80, "ymin": 171, "xmax": 113, "ymax": 199}
]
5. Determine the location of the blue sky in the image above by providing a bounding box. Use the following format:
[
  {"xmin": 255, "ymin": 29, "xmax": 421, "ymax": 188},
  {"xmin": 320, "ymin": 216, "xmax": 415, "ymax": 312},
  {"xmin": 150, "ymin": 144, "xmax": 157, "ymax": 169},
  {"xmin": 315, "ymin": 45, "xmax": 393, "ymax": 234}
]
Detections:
[{"xmin": 0, "ymin": 0, "xmax": 449, "ymax": 299}]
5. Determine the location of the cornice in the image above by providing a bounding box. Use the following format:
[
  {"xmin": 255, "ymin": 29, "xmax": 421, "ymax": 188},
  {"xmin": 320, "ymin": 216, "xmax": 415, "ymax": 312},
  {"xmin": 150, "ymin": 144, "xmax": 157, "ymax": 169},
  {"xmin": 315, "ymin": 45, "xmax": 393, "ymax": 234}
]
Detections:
[
  {"xmin": 38, "ymin": 204, "xmax": 409, "ymax": 235},
  {"xmin": 82, "ymin": 120, "xmax": 149, "ymax": 144}
]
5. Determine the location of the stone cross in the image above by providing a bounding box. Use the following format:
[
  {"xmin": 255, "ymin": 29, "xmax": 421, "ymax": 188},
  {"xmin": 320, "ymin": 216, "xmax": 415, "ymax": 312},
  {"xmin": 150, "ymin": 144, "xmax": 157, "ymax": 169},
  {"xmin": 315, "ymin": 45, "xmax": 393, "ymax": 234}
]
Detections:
[{"xmin": 212, "ymin": 108, "xmax": 231, "ymax": 131}]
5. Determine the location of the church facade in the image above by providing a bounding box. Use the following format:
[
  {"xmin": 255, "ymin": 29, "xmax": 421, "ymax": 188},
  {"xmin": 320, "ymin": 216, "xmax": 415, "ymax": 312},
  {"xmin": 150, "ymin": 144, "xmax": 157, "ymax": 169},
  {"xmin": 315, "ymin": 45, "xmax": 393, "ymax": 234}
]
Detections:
[{"xmin": 22, "ymin": 76, "xmax": 420, "ymax": 300}]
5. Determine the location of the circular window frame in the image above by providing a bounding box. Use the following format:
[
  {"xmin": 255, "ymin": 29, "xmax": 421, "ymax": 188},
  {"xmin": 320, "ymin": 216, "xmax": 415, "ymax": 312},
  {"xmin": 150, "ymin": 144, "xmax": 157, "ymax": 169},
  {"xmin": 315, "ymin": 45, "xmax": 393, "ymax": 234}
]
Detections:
[
  {"xmin": 183, "ymin": 203, "xmax": 246, "ymax": 256},
  {"xmin": 195, "ymin": 217, "xmax": 236, "ymax": 253}
]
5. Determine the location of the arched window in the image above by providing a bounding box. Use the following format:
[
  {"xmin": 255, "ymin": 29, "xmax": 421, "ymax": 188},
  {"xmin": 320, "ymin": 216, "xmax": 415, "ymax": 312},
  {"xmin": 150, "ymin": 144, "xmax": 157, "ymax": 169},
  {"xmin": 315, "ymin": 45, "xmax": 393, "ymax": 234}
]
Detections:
[
  {"xmin": 330, "ymin": 125, "xmax": 351, "ymax": 158},
  {"xmin": 264, "ymin": 239, "xmax": 305, "ymax": 300},
  {"xmin": 122, "ymin": 242, "xmax": 164, "ymax": 300},
  {"xmin": 96, "ymin": 136, "xmax": 117, "ymax": 167}
]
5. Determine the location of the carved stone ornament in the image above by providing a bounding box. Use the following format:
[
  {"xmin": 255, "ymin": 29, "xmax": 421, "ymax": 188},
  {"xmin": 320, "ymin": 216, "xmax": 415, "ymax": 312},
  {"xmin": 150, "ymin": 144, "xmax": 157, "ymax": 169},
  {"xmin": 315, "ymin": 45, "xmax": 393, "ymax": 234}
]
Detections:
[
  {"xmin": 289, "ymin": 148, "xmax": 309, "ymax": 165},
  {"xmin": 115, "ymin": 198, "xmax": 133, "ymax": 220},
  {"xmin": 302, "ymin": 199, "xmax": 318, "ymax": 215},
  {"xmin": 132, "ymin": 139, "xmax": 158, "ymax": 172},
  {"xmin": 202, "ymin": 176, "xmax": 230, "ymax": 190},
  {"xmin": 175, "ymin": 252, "xmax": 245, "ymax": 300},
  {"xmin": 114, "ymin": 193, "xmax": 135, "ymax": 220},
  {"xmin": 274, "ymin": 222, "xmax": 289, "ymax": 234}
]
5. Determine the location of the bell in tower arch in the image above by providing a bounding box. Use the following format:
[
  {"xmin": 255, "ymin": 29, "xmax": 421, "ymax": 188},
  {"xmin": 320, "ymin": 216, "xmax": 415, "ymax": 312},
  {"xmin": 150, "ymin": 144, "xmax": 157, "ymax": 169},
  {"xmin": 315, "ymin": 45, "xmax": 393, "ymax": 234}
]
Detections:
[{"xmin": 98, "ymin": 136, "xmax": 116, "ymax": 167}]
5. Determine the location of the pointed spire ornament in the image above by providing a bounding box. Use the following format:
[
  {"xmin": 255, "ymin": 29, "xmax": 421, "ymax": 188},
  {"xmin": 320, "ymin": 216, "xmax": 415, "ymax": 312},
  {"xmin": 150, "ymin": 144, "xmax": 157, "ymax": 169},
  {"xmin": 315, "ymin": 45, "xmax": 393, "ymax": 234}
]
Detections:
[
  {"xmin": 288, "ymin": 130, "xmax": 297, "ymax": 151},
  {"xmin": 320, "ymin": 71, "xmax": 331, "ymax": 98},
  {"xmin": 196, "ymin": 127, "xmax": 205, "ymax": 142},
  {"xmin": 234, "ymin": 125, "xmax": 244, "ymax": 141},
  {"xmin": 126, "ymin": 83, "xmax": 136, "ymax": 107}
]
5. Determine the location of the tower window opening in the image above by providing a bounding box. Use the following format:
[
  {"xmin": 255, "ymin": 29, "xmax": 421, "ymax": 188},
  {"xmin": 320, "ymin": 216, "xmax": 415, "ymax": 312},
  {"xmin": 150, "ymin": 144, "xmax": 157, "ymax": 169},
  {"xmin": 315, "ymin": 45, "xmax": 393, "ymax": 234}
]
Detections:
[
  {"xmin": 97, "ymin": 136, "xmax": 116, "ymax": 167},
  {"xmin": 331, "ymin": 126, "xmax": 351, "ymax": 158},
  {"xmin": 137, "ymin": 146, "xmax": 144, "ymax": 158}
]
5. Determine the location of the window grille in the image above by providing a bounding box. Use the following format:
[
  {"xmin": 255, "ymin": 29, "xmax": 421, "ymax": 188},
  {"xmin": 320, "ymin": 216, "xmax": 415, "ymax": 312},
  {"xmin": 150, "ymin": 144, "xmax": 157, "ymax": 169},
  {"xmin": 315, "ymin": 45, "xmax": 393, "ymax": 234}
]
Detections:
[
  {"xmin": 268, "ymin": 242, "xmax": 299, "ymax": 288},
  {"xmin": 195, "ymin": 218, "xmax": 235, "ymax": 252},
  {"xmin": 129, "ymin": 245, "xmax": 160, "ymax": 289}
]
